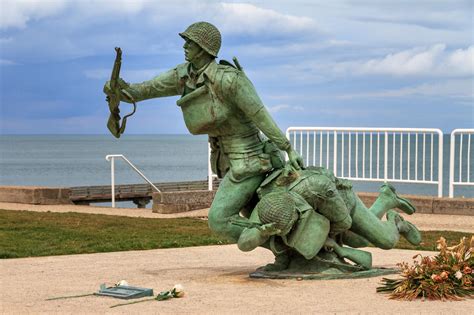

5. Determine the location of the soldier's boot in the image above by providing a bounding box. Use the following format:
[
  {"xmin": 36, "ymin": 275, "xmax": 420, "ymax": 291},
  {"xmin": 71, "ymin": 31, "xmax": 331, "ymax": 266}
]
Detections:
[
  {"xmin": 386, "ymin": 210, "xmax": 422, "ymax": 246},
  {"xmin": 370, "ymin": 183, "xmax": 416, "ymax": 219},
  {"xmin": 264, "ymin": 238, "xmax": 290, "ymax": 272}
]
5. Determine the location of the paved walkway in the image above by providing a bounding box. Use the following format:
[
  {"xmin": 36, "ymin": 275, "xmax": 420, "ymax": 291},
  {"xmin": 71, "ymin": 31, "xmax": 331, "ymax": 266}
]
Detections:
[
  {"xmin": 1, "ymin": 202, "xmax": 473, "ymax": 233},
  {"xmin": 1, "ymin": 202, "xmax": 473, "ymax": 313},
  {"xmin": 1, "ymin": 245, "xmax": 473, "ymax": 314}
]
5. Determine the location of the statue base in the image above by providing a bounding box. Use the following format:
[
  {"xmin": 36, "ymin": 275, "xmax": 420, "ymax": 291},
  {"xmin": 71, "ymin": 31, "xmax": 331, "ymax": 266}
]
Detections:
[
  {"xmin": 250, "ymin": 252, "xmax": 399, "ymax": 280},
  {"xmin": 250, "ymin": 267, "xmax": 398, "ymax": 280}
]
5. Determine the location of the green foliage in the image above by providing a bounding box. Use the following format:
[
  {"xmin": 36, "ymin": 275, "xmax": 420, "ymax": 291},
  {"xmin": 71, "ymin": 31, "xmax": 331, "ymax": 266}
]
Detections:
[
  {"xmin": 378, "ymin": 236, "xmax": 474, "ymax": 301},
  {"xmin": 0, "ymin": 210, "xmax": 230, "ymax": 258}
]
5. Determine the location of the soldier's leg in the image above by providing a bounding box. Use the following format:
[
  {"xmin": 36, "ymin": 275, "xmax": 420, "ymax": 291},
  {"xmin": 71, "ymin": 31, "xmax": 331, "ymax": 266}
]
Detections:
[
  {"xmin": 349, "ymin": 197, "xmax": 400, "ymax": 249},
  {"xmin": 208, "ymin": 173, "xmax": 266, "ymax": 242},
  {"xmin": 349, "ymin": 195, "xmax": 421, "ymax": 249},
  {"xmin": 341, "ymin": 231, "xmax": 370, "ymax": 248},
  {"xmin": 369, "ymin": 183, "xmax": 416, "ymax": 218}
]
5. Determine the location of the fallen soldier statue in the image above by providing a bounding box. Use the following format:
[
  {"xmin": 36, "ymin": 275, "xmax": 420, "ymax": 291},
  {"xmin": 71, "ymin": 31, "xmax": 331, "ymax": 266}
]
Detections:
[{"xmin": 235, "ymin": 165, "xmax": 421, "ymax": 278}]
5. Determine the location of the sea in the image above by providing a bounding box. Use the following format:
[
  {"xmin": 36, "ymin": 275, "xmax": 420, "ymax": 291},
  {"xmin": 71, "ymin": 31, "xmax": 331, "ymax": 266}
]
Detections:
[{"xmin": 0, "ymin": 134, "xmax": 472, "ymax": 208}]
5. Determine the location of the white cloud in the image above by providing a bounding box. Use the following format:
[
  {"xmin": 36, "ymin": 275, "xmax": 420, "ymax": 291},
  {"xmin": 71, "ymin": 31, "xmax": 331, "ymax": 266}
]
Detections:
[
  {"xmin": 0, "ymin": 37, "xmax": 13, "ymax": 44},
  {"xmin": 0, "ymin": 0, "xmax": 66, "ymax": 29},
  {"xmin": 0, "ymin": 0, "xmax": 152, "ymax": 30},
  {"xmin": 0, "ymin": 59, "xmax": 17, "ymax": 65},
  {"xmin": 359, "ymin": 44, "xmax": 446, "ymax": 75},
  {"xmin": 230, "ymin": 39, "xmax": 350, "ymax": 57},
  {"xmin": 84, "ymin": 68, "xmax": 165, "ymax": 81},
  {"xmin": 267, "ymin": 104, "xmax": 304, "ymax": 113},
  {"xmin": 332, "ymin": 44, "xmax": 474, "ymax": 77},
  {"xmin": 337, "ymin": 79, "xmax": 473, "ymax": 100},
  {"xmin": 75, "ymin": 0, "xmax": 147, "ymax": 15},
  {"xmin": 216, "ymin": 3, "xmax": 318, "ymax": 36},
  {"xmin": 445, "ymin": 46, "xmax": 474, "ymax": 76},
  {"xmin": 83, "ymin": 69, "xmax": 110, "ymax": 80}
]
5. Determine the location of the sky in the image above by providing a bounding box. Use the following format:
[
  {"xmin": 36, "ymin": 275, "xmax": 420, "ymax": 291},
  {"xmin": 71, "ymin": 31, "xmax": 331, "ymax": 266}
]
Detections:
[{"xmin": 0, "ymin": 0, "xmax": 472, "ymax": 134}]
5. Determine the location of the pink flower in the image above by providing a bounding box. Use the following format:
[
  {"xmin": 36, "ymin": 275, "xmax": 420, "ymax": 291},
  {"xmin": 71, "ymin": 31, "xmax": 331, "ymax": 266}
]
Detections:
[{"xmin": 439, "ymin": 271, "xmax": 449, "ymax": 280}]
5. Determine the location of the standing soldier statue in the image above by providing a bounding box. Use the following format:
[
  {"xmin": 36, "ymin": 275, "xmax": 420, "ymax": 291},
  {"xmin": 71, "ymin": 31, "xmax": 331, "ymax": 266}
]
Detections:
[{"xmin": 103, "ymin": 21, "xmax": 304, "ymax": 243}]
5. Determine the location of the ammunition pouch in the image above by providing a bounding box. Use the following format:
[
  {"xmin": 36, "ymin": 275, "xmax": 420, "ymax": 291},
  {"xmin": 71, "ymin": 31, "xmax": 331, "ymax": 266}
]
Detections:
[{"xmin": 285, "ymin": 193, "xmax": 330, "ymax": 260}]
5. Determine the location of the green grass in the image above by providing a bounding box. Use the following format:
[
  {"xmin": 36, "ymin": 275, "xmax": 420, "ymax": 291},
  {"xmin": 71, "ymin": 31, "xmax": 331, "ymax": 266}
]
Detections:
[
  {"xmin": 0, "ymin": 210, "xmax": 471, "ymax": 259},
  {"xmin": 0, "ymin": 209, "xmax": 231, "ymax": 258},
  {"xmin": 392, "ymin": 230, "xmax": 472, "ymax": 252}
]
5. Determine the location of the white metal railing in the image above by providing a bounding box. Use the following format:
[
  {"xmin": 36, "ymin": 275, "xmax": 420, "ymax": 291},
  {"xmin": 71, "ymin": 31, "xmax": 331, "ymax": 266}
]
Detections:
[
  {"xmin": 286, "ymin": 127, "xmax": 444, "ymax": 197},
  {"xmin": 449, "ymin": 129, "xmax": 474, "ymax": 197},
  {"xmin": 105, "ymin": 154, "xmax": 160, "ymax": 207},
  {"xmin": 207, "ymin": 145, "xmax": 217, "ymax": 190}
]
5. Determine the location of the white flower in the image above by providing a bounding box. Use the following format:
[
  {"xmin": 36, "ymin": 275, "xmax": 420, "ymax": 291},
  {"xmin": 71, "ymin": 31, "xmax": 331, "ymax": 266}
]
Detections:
[
  {"xmin": 116, "ymin": 280, "xmax": 129, "ymax": 287},
  {"xmin": 455, "ymin": 271, "xmax": 462, "ymax": 279},
  {"xmin": 173, "ymin": 284, "xmax": 185, "ymax": 297}
]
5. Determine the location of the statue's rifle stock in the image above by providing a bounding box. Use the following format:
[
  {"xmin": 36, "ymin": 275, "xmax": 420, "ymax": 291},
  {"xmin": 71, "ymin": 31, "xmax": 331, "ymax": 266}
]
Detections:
[{"xmin": 106, "ymin": 47, "xmax": 136, "ymax": 138}]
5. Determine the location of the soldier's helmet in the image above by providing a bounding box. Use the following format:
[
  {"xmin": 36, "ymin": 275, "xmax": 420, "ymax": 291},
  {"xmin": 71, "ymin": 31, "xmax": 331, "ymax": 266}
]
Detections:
[
  {"xmin": 255, "ymin": 192, "xmax": 299, "ymax": 236},
  {"xmin": 179, "ymin": 22, "xmax": 221, "ymax": 57}
]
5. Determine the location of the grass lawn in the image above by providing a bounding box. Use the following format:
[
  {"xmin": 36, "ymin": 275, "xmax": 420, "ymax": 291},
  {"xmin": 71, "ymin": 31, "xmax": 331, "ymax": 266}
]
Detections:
[
  {"xmin": 0, "ymin": 209, "xmax": 471, "ymax": 259},
  {"xmin": 0, "ymin": 210, "xmax": 230, "ymax": 258}
]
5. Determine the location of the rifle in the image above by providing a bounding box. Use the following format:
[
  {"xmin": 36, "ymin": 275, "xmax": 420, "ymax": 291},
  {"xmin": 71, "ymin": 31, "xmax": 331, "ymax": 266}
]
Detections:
[{"xmin": 105, "ymin": 47, "xmax": 136, "ymax": 138}]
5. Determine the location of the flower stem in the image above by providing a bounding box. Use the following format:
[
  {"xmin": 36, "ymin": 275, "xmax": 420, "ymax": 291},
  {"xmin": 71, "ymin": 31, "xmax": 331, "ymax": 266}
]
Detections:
[
  {"xmin": 46, "ymin": 293, "xmax": 94, "ymax": 301},
  {"xmin": 110, "ymin": 297, "xmax": 155, "ymax": 308}
]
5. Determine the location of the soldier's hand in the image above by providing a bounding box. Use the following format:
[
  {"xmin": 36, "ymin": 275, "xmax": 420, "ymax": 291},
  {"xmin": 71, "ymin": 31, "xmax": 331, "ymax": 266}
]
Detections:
[
  {"xmin": 103, "ymin": 80, "xmax": 114, "ymax": 96},
  {"xmin": 287, "ymin": 149, "xmax": 304, "ymax": 170},
  {"xmin": 258, "ymin": 223, "xmax": 281, "ymax": 236}
]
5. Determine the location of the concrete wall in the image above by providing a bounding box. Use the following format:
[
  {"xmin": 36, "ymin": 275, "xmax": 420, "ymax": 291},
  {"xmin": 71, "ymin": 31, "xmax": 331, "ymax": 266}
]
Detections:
[
  {"xmin": 1, "ymin": 184, "xmax": 472, "ymax": 216},
  {"xmin": 0, "ymin": 186, "xmax": 72, "ymax": 205},
  {"xmin": 152, "ymin": 190, "xmax": 216, "ymax": 214},
  {"xmin": 358, "ymin": 193, "xmax": 474, "ymax": 216},
  {"xmin": 153, "ymin": 190, "xmax": 474, "ymax": 216}
]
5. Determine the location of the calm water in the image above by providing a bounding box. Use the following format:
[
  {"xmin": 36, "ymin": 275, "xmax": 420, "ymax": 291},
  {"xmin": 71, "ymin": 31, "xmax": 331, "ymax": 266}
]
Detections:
[
  {"xmin": 0, "ymin": 134, "xmax": 208, "ymax": 185},
  {"xmin": 0, "ymin": 135, "xmax": 472, "ymax": 205}
]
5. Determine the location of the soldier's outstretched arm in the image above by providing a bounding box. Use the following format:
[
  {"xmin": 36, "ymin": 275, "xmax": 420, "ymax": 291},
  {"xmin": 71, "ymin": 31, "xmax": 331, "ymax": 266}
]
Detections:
[
  {"xmin": 103, "ymin": 67, "xmax": 182, "ymax": 103},
  {"xmin": 230, "ymin": 73, "xmax": 304, "ymax": 169}
]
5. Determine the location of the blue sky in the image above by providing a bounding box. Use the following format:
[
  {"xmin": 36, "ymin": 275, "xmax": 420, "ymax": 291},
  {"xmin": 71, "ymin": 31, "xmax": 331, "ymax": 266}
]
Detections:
[{"xmin": 0, "ymin": 0, "xmax": 472, "ymax": 134}]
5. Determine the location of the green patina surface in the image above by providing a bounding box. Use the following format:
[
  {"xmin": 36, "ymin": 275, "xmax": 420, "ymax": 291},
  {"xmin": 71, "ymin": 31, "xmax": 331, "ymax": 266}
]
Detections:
[
  {"xmin": 250, "ymin": 268, "xmax": 399, "ymax": 280},
  {"xmin": 103, "ymin": 22, "xmax": 303, "ymax": 248},
  {"xmin": 102, "ymin": 21, "xmax": 435, "ymax": 278}
]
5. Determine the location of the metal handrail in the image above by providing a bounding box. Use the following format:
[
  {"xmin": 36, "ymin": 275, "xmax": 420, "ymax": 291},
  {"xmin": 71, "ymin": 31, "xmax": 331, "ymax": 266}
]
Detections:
[
  {"xmin": 105, "ymin": 154, "xmax": 161, "ymax": 207},
  {"xmin": 207, "ymin": 145, "xmax": 219, "ymax": 191},
  {"xmin": 449, "ymin": 129, "xmax": 474, "ymax": 198},
  {"xmin": 286, "ymin": 127, "xmax": 444, "ymax": 197}
]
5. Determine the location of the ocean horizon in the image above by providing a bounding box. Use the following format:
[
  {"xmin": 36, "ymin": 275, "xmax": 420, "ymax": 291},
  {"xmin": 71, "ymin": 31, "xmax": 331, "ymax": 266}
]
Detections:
[{"xmin": 1, "ymin": 134, "xmax": 472, "ymax": 208}]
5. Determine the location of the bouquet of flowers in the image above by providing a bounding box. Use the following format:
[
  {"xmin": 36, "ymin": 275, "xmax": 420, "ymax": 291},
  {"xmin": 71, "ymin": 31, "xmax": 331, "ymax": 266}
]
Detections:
[{"xmin": 377, "ymin": 236, "xmax": 473, "ymax": 301}]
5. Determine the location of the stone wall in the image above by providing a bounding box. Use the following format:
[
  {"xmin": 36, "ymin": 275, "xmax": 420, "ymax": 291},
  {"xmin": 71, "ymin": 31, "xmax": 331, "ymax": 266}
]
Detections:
[
  {"xmin": 153, "ymin": 190, "xmax": 474, "ymax": 216},
  {"xmin": 0, "ymin": 186, "xmax": 72, "ymax": 205},
  {"xmin": 1, "ymin": 184, "xmax": 472, "ymax": 216},
  {"xmin": 152, "ymin": 190, "xmax": 217, "ymax": 214}
]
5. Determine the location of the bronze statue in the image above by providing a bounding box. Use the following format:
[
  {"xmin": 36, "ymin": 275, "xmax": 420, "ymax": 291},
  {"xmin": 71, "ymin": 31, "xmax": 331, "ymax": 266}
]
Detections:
[
  {"xmin": 103, "ymin": 21, "xmax": 421, "ymax": 279},
  {"xmin": 103, "ymin": 22, "xmax": 303, "ymax": 244},
  {"xmin": 237, "ymin": 166, "xmax": 421, "ymax": 276}
]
